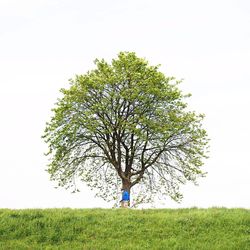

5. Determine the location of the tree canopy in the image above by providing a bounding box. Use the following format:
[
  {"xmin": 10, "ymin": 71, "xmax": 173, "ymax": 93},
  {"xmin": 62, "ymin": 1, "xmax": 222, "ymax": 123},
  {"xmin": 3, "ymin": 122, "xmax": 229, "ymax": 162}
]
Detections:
[{"xmin": 42, "ymin": 52, "xmax": 209, "ymax": 206}]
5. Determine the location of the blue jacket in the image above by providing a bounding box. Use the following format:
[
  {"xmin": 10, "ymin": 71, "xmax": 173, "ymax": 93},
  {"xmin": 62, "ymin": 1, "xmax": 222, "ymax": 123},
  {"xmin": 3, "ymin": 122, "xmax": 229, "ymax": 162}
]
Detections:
[{"xmin": 122, "ymin": 191, "xmax": 130, "ymax": 201}]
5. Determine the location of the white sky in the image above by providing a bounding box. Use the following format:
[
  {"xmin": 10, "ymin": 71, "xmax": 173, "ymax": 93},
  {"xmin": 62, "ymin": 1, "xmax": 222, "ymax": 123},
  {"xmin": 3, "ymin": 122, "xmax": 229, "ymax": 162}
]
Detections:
[{"xmin": 0, "ymin": 0, "xmax": 249, "ymax": 209}]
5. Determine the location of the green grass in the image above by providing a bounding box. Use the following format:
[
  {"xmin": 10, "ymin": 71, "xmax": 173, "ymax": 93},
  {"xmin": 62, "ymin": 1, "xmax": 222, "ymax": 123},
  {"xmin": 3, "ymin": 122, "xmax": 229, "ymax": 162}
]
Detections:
[{"xmin": 0, "ymin": 208, "xmax": 249, "ymax": 249}]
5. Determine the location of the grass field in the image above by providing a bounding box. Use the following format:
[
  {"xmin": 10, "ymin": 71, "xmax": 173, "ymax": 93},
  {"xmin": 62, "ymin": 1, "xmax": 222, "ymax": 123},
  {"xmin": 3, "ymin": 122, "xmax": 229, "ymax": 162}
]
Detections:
[{"xmin": 0, "ymin": 208, "xmax": 249, "ymax": 249}]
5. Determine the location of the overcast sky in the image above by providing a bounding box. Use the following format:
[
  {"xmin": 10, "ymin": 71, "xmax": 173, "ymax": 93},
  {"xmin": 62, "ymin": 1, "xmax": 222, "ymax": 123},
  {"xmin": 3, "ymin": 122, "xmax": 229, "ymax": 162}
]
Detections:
[{"xmin": 0, "ymin": 0, "xmax": 249, "ymax": 209}]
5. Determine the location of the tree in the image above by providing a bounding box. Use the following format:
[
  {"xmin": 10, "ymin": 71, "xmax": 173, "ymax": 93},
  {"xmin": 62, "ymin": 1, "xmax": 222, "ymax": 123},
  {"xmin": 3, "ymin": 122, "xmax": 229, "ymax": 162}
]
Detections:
[{"xmin": 42, "ymin": 52, "xmax": 209, "ymax": 207}]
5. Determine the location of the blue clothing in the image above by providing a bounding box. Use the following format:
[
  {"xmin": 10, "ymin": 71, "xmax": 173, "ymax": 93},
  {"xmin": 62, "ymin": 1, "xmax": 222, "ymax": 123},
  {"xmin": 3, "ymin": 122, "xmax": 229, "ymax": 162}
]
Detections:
[{"xmin": 122, "ymin": 191, "xmax": 130, "ymax": 201}]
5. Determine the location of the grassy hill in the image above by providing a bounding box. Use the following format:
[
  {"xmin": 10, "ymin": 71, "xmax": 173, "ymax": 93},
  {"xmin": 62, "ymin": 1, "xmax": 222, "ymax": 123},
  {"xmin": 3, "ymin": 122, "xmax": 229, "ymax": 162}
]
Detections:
[{"xmin": 0, "ymin": 208, "xmax": 249, "ymax": 249}]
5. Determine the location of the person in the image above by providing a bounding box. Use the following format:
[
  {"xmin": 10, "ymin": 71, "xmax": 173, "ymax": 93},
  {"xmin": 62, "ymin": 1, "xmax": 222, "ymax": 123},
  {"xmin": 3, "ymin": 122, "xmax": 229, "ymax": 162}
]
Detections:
[{"xmin": 120, "ymin": 189, "xmax": 130, "ymax": 208}]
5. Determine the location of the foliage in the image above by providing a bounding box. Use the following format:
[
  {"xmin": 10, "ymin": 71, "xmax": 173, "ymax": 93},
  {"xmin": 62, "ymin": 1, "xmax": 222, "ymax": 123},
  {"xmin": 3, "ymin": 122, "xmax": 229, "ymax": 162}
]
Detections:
[
  {"xmin": 0, "ymin": 208, "xmax": 249, "ymax": 249},
  {"xmin": 42, "ymin": 52, "xmax": 209, "ymax": 205}
]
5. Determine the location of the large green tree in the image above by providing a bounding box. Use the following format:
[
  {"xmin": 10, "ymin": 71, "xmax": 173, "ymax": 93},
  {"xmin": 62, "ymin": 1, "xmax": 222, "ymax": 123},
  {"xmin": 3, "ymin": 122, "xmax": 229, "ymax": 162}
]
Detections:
[{"xmin": 43, "ymin": 52, "xmax": 209, "ymax": 206}]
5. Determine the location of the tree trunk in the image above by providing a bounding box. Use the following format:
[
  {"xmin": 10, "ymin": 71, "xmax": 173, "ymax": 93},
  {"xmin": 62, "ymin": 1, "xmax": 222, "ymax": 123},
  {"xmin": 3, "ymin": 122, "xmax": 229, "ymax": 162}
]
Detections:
[{"xmin": 122, "ymin": 179, "xmax": 131, "ymax": 193}]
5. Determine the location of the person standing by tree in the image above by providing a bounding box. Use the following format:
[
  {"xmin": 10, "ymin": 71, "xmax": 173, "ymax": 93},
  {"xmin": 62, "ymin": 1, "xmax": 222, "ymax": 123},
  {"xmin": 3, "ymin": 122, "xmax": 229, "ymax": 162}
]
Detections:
[{"xmin": 121, "ymin": 188, "xmax": 130, "ymax": 208}]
